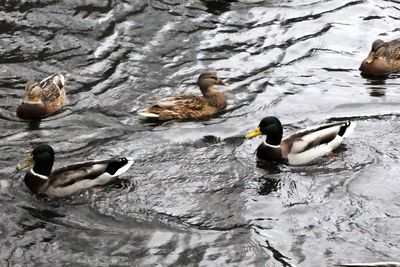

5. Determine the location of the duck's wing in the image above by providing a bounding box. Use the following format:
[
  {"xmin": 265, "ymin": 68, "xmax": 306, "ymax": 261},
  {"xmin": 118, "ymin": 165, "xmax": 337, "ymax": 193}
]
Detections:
[
  {"xmin": 282, "ymin": 121, "xmax": 355, "ymax": 165},
  {"xmin": 150, "ymin": 94, "xmax": 199, "ymax": 107},
  {"xmin": 39, "ymin": 74, "xmax": 66, "ymax": 115},
  {"xmin": 40, "ymin": 74, "xmax": 65, "ymax": 101},
  {"xmin": 137, "ymin": 94, "xmax": 210, "ymax": 120},
  {"xmin": 49, "ymin": 157, "xmax": 133, "ymax": 189}
]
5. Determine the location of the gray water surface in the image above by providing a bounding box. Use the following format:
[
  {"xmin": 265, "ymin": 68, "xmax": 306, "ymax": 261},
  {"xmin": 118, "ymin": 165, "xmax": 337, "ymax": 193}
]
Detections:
[{"xmin": 1, "ymin": 0, "xmax": 400, "ymax": 266}]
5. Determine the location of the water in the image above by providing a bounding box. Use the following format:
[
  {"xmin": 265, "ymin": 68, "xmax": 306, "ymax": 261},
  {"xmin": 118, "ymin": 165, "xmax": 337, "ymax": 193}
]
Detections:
[{"xmin": 1, "ymin": 0, "xmax": 400, "ymax": 266}]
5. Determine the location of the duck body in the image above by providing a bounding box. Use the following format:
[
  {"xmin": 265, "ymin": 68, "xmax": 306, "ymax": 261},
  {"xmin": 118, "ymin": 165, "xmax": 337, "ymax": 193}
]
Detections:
[
  {"xmin": 246, "ymin": 117, "xmax": 356, "ymax": 165},
  {"xmin": 137, "ymin": 72, "xmax": 229, "ymax": 121},
  {"xmin": 17, "ymin": 144, "xmax": 133, "ymax": 197},
  {"xmin": 17, "ymin": 74, "xmax": 66, "ymax": 120},
  {"xmin": 359, "ymin": 38, "xmax": 400, "ymax": 76}
]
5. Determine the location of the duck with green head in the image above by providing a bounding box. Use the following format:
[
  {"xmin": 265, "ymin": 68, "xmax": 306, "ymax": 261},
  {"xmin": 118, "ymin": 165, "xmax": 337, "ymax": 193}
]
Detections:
[
  {"xmin": 137, "ymin": 71, "xmax": 229, "ymax": 121},
  {"xmin": 359, "ymin": 38, "xmax": 400, "ymax": 76},
  {"xmin": 17, "ymin": 144, "xmax": 134, "ymax": 197},
  {"xmin": 17, "ymin": 74, "xmax": 66, "ymax": 120},
  {"xmin": 245, "ymin": 116, "xmax": 356, "ymax": 165}
]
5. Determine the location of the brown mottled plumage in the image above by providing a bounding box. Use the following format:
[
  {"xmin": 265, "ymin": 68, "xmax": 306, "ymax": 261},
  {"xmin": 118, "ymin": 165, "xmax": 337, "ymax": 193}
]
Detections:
[
  {"xmin": 137, "ymin": 72, "xmax": 229, "ymax": 121},
  {"xmin": 359, "ymin": 38, "xmax": 400, "ymax": 75},
  {"xmin": 17, "ymin": 74, "xmax": 66, "ymax": 120}
]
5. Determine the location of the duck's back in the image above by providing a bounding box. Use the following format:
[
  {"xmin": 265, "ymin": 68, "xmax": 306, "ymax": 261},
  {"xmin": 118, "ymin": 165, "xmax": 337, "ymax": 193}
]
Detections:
[{"xmin": 139, "ymin": 93, "xmax": 223, "ymax": 120}]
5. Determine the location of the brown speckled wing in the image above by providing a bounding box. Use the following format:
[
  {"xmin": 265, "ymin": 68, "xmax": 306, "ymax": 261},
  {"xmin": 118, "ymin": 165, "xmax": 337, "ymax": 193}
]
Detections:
[{"xmin": 41, "ymin": 83, "xmax": 66, "ymax": 115}]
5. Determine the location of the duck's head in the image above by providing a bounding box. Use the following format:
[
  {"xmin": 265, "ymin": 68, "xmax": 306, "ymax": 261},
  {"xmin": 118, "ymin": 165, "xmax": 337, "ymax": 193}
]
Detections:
[
  {"xmin": 24, "ymin": 80, "xmax": 42, "ymax": 102},
  {"xmin": 245, "ymin": 116, "xmax": 283, "ymax": 145},
  {"xmin": 17, "ymin": 144, "xmax": 54, "ymax": 176},
  {"xmin": 197, "ymin": 71, "xmax": 229, "ymax": 95},
  {"xmin": 17, "ymin": 81, "xmax": 46, "ymax": 119},
  {"xmin": 359, "ymin": 39, "xmax": 392, "ymax": 75}
]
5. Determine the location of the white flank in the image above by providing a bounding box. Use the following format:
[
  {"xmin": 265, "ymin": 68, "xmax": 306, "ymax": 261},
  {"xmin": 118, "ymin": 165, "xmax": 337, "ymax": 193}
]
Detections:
[
  {"xmin": 46, "ymin": 158, "xmax": 133, "ymax": 197},
  {"xmin": 30, "ymin": 169, "xmax": 49, "ymax": 180},
  {"xmin": 290, "ymin": 125, "xmax": 342, "ymax": 154},
  {"xmin": 287, "ymin": 135, "xmax": 343, "ymax": 165},
  {"xmin": 47, "ymin": 173, "xmax": 114, "ymax": 197}
]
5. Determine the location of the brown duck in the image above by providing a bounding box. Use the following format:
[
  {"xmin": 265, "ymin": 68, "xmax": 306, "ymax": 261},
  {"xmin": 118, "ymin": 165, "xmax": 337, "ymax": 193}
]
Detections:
[
  {"xmin": 137, "ymin": 72, "xmax": 229, "ymax": 121},
  {"xmin": 17, "ymin": 74, "xmax": 66, "ymax": 120},
  {"xmin": 359, "ymin": 38, "xmax": 400, "ymax": 75}
]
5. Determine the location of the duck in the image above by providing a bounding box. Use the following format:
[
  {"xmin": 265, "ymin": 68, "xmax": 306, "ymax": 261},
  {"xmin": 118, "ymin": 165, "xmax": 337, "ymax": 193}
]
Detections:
[
  {"xmin": 17, "ymin": 74, "xmax": 66, "ymax": 120},
  {"xmin": 137, "ymin": 71, "xmax": 229, "ymax": 121},
  {"xmin": 245, "ymin": 116, "xmax": 356, "ymax": 165},
  {"xmin": 16, "ymin": 144, "xmax": 134, "ymax": 197},
  {"xmin": 359, "ymin": 38, "xmax": 400, "ymax": 75}
]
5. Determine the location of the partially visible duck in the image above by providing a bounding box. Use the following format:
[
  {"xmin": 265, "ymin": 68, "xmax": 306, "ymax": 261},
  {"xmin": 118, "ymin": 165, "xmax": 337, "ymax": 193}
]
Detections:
[
  {"xmin": 245, "ymin": 116, "xmax": 356, "ymax": 165},
  {"xmin": 137, "ymin": 72, "xmax": 229, "ymax": 121},
  {"xmin": 17, "ymin": 74, "xmax": 66, "ymax": 119},
  {"xmin": 17, "ymin": 144, "xmax": 134, "ymax": 197},
  {"xmin": 359, "ymin": 38, "xmax": 400, "ymax": 75}
]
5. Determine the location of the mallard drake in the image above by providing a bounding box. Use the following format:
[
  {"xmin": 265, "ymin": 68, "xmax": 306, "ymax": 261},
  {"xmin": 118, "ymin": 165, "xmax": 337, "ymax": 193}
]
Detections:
[
  {"xmin": 359, "ymin": 38, "xmax": 400, "ymax": 75},
  {"xmin": 337, "ymin": 262, "xmax": 400, "ymax": 267},
  {"xmin": 137, "ymin": 71, "xmax": 229, "ymax": 121},
  {"xmin": 16, "ymin": 144, "xmax": 134, "ymax": 197},
  {"xmin": 245, "ymin": 116, "xmax": 356, "ymax": 165},
  {"xmin": 17, "ymin": 74, "xmax": 66, "ymax": 119}
]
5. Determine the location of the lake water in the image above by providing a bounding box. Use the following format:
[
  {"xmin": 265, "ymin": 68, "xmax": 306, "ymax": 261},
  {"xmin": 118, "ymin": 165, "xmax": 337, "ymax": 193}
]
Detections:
[{"xmin": 1, "ymin": 0, "xmax": 400, "ymax": 266}]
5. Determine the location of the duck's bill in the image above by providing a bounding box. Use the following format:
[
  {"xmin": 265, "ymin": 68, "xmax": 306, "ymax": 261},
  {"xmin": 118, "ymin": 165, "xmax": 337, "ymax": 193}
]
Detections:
[
  {"xmin": 245, "ymin": 127, "xmax": 262, "ymax": 139},
  {"xmin": 17, "ymin": 155, "xmax": 34, "ymax": 171},
  {"xmin": 217, "ymin": 79, "xmax": 230, "ymax": 87}
]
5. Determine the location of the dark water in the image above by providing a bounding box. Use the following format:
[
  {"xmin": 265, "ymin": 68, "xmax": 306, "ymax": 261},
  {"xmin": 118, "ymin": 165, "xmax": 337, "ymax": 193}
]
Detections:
[{"xmin": 1, "ymin": 0, "xmax": 400, "ymax": 266}]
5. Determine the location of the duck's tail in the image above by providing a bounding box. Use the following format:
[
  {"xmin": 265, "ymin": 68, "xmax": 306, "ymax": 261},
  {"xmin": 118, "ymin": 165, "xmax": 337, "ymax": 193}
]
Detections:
[{"xmin": 339, "ymin": 121, "xmax": 357, "ymax": 138}]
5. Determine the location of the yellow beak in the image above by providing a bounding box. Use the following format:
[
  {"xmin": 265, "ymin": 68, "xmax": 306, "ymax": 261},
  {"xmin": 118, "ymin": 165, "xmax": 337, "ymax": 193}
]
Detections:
[
  {"xmin": 223, "ymin": 82, "xmax": 230, "ymax": 87},
  {"xmin": 17, "ymin": 154, "xmax": 35, "ymax": 171},
  {"xmin": 245, "ymin": 127, "xmax": 262, "ymax": 139}
]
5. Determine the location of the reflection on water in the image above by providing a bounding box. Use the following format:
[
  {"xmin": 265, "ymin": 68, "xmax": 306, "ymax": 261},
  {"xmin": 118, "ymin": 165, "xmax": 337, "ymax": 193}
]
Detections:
[{"xmin": 1, "ymin": 0, "xmax": 400, "ymax": 266}]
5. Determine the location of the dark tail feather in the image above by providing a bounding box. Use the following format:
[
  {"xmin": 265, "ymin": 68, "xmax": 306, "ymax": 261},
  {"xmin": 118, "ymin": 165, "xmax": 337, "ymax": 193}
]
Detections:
[
  {"xmin": 338, "ymin": 121, "xmax": 351, "ymax": 137},
  {"xmin": 105, "ymin": 158, "xmax": 129, "ymax": 175}
]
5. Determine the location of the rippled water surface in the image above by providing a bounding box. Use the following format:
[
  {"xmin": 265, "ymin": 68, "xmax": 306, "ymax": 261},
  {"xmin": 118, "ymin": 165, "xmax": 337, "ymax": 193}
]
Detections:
[{"xmin": 1, "ymin": 0, "xmax": 400, "ymax": 266}]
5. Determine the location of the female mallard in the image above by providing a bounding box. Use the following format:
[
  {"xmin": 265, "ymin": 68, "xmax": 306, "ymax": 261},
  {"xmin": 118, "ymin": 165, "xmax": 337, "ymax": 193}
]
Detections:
[
  {"xmin": 137, "ymin": 71, "xmax": 229, "ymax": 121},
  {"xmin": 245, "ymin": 116, "xmax": 356, "ymax": 165},
  {"xmin": 359, "ymin": 38, "xmax": 400, "ymax": 75},
  {"xmin": 17, "ymin": 144, "xmax": 134, "ymax": 197},
  {"xmin": 17, "ymin": 74, "xmax": 66, "ymax": 119}
]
